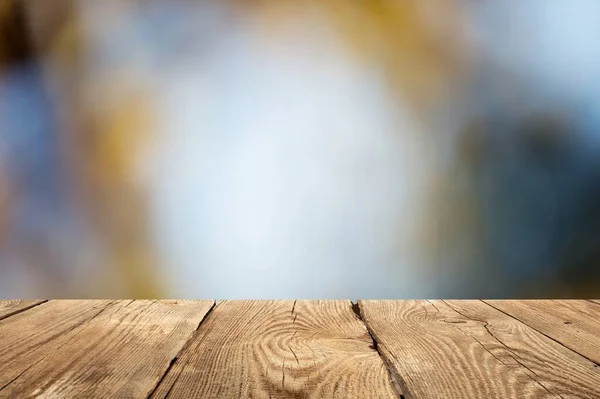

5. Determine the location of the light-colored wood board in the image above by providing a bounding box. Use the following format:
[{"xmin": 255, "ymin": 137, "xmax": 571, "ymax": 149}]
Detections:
[
  {"xmin": 0, "ymin": 299, "xmax": 115, "ymax": 391},
  {"xmin": 445, "ymin": 300, "xmax": 600, "ymax": 398},
  {"xmin": 0, "ymin": 300, "xmax": 47, "ymax": 321},
  {"xmin": 0, "ymin": 300, "xmax": 214, "ymax": 398},
  {"xmin": 589, "ymin": 300, "xmax": 600, "ymax": 306},
  {"xmin": 150, "ymin": 300, "xmax": 398, "ymax": 399},
  {"xmin": 359, "ymin": 300, "xmax": 573, "ymax": 399},
  {"xmin": 485, "ymin": 300, "xmax": 600, "ymax": 365}
]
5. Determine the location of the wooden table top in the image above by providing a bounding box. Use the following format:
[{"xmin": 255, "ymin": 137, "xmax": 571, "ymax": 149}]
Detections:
[{"xmin": 1, "ymin": 300, "xmax": 599, "ymax": 398}]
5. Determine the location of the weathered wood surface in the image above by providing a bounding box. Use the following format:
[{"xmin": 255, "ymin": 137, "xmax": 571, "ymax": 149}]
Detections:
[
  {"xmin": 444, "ymin": 300, "xmax": 600, "ymax": 398},
  {"xmin": 0, "ymin": 300, "xmax": 46, "ymax": 321},
  {"xmin": 150, "ymin": 300, "xmax": 398, "ymax": 399},
  {"xmin": 485, "ymin": 300, "xmax": 600, "ymax": 365},
  {"xmin": 0, "ymin": 300, "xmax": 213, "ymax": 398},
  {"xmin": 358, "ymin": 300, "xmax": 600, "ymax": 399},
  {"xmin": 0, "ymin": 299, "xmax": 599, "ymax": 398}
]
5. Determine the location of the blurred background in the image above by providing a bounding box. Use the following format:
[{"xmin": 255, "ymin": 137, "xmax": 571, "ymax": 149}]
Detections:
[{"xmin": 1, "ymin": 0, "xmax": 599, "ymax": 299}]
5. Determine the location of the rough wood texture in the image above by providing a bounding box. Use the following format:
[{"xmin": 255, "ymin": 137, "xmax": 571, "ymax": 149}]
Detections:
[
  {"xmin": 0, "ymin": 300, "xmax": 213, "ymax": 398},
  {"xmin": 0, "ymin": 300, "xmax": 46, "ymax": 321},
  {"xmin": 0, "ymin": 299, "xmax": 114, "ymax": 392},
  {"xmin": 1, "ymin": 300, "xmax": 600, "ymax": 398},
  {"xmin": 150, "ymin": 300, "xmax": 398, "ymax": 399},
  {"xmin": 358, "ymin": 300, "xmax": 600, "ymax": 399},
  {"xmin": 486, "ymin": 300, "xmax": 600, "ymax": 365},
  {"xmin": 445, "ymin": 300, "xmax": 600, "ymax": 398}
]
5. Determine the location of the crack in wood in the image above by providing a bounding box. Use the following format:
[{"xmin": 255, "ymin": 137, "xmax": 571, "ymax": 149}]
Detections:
[
  {"xmin": 291, "ymin": 300, "xmax": 297, "ymax": 317},
  {"xmin": 443, "ymin": 300, "xmax": 567, "ymax": 398},
  {"xmin": 352, "ymin": 301, "xmax": 407, "ymax": 399},
  {"xmin": 281, "ymin": 359, "xmax": 285, "ymax": 390},
  {"xmin": 482, "ymin": 300, "xmax": 600, "ymax": 367},
  {"xmin": 288, "ymin": 344, "xmax": 300, "ymax": 365},
  {"xmin": 426, "ymin": 300, "xmax": 441, "ymax": 314},
  {"xmin": 0, "ymin": 358, "xmax": 41, "ymax": 393}
]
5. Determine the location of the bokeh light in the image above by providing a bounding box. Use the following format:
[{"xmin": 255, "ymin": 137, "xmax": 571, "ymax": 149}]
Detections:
[{"xmin": 1, "ymin": 0, "xmax": 599, "ymax": 298}]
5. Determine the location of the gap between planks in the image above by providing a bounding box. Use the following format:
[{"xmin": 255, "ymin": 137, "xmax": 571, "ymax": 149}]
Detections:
[
  {"xmin": 3, "ymin": 299, "xmax": 598, "ymax": 398},
  {"xmin": 0, "ymin": 300, "xmax": 215, "ymax": 398},
  {"xmin": 145, "ymin": 301, "xmax": 217, "ymax": 399},
  {"xmin": 358, "ymin": 299, "xmax": 600, "ymax": 399},
  {"xmin": 150, "ymin": 300, "xmax": 399, "ymax": 398},
  {"xmin": 0, "ymin": 300, "xmax": 48, "ymax": 322},
  {"xmin": 351, "ymin": 302, "xmax": 406, "ymax": 399},
  {"xmin": 0, "ymin": 299, "xmax": 400, "ymax": 398}
]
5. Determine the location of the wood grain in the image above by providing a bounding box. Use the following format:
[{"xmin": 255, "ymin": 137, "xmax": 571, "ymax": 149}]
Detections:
[
  {"xmin": 485, "ymin": 300, "xmax": 600, "ymax": 365},
  {"xmin": 359, "ymin": 300, "xmax": 583, "ymax": 399},
  {"xmin": 150, "ymin": 300, "xmax": 398, "ymax": 399},
  {"xmin": 0, "ymin": 300, "xmax": 213, "ymax": 398},
  {"xmin": 445, "ymin": 300, "xmax": 600, "ymax": 398},
  {"xmin": 1, "ymin": 300, "xmax": 598, "ymax": 398},
  {"xmin": 0, "ymin": 299, "xmax": 114, "ymax": 391},
  {"xmin": 0, "ymin": 300, "xmax": 46, "ymax": 321}
]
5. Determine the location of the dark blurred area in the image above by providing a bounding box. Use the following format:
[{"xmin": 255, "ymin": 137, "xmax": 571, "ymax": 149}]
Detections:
[{"xmin": 0, "ymin": 0, "xmax": 599, "ymax": 298}]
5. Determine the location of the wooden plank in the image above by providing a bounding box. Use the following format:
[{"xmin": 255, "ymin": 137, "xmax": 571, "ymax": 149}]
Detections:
[
  {"xmin": 358, "ymin": 300, "xmax": 588, "ymax": 399},
  {"xmin": 0, "ymin": 299, "xmax": 115, "ymax": 390},
  {"xmin": 445, "ymin": 300, "xmax": 600, "ymax": 398},
  {"xmin": 0, "ymin": 300, "xmax": 214, "ymax": 398},
  {"xmin": 150, "ymin": 300, "xmax": 398, "ymax": 399},
  {"xmin": 0, "ymin": 300, "xmax": 46, "ymax": 321},
  {"xmin": 485, "ymin": 300, "xmax": 600, "ymax": 365}
]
